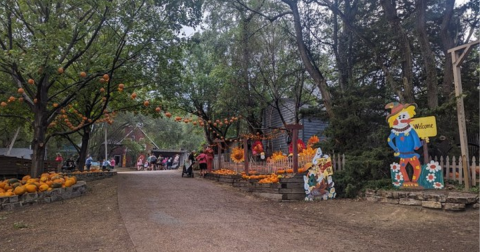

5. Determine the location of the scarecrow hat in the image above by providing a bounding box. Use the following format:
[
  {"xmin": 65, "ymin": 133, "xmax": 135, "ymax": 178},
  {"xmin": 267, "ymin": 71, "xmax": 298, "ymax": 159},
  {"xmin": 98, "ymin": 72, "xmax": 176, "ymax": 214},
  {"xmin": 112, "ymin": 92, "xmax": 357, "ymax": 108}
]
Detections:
[{"xmin": 384, "ymin": 102, "xmax": 417, "ymax": 121}]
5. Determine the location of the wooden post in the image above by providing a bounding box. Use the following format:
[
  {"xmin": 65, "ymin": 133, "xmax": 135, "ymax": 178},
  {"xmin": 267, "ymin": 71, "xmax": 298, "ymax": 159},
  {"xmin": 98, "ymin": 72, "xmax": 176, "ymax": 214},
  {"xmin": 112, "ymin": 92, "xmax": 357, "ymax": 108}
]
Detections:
[
  {"xmin": 422, "ymin": 138, "xmax": 429, "ymax": 165},
  {"xmin": 243, "ymin": 138, "xmax": 249, "ymax": 175},
  {"xmin": 448, "ymin": 40, "xmax": 479, "ymax": 190},
  {"xmin": 214, "ymin": 139, "xmax": 223, "ymax": 170},
  {"xmin": 285, "ymin": 124, "xmax": 304, "ymax": 173}
]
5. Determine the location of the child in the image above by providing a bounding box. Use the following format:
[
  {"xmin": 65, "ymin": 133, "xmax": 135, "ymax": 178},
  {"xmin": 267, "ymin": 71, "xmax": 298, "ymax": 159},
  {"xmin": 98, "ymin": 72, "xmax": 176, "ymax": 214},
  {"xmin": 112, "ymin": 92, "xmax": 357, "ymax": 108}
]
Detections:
[
  {"xmin": 144, "ymin": 160, "xmax": 149, "ymax": 170},
  {"xmin": 137, "ymin": 157, "xmax": 144, "ymax": 170}
]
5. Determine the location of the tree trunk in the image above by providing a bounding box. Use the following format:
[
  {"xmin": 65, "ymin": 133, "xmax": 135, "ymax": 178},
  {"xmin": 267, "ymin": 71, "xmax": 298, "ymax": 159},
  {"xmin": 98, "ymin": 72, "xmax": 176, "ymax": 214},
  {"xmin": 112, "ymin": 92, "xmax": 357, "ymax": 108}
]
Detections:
[
  {"xmin": 440, "ymin": 0, "xmax": 455, "ymax": 97},
  {"xmin": 31, "ymin": 105, "xmax": 47, "ymax": 178},
  {"xmin": 77, "ymin": 127, "xmax": 91, "ymax": 172},
  {"xmin": 380, "ymin": 0, "xmax": 415, "ymax": 103},
  {"xmin": 415, "ymin": 0, "xmax": 438, "ymax": 109},
  {"xmin": 332, "ymin": 0, "xmax": 356, "ymax": 93},
  {"xmin": 283, "ymin": 0, "xmax": 334, "ymax": 119}
]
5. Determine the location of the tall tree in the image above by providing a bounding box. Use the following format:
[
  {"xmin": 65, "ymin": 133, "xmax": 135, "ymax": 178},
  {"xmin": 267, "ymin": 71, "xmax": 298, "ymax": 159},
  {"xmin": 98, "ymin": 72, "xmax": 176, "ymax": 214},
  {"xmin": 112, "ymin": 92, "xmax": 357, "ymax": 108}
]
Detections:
[
  {"xmin": 415, "ymin": 0, "xmax": 438, "ymax": 109},
  {"xmin": 0, "ymin": 0, "xmax": 202, "ymax": 176}
]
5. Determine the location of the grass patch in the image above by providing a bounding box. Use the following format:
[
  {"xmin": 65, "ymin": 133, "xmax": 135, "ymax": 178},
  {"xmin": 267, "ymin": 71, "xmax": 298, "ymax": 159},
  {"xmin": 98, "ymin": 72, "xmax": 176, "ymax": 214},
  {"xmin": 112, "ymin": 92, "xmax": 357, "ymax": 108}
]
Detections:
[{"xmin": 13, "ymin": 221, "xmax": 28, "ymax": 229}]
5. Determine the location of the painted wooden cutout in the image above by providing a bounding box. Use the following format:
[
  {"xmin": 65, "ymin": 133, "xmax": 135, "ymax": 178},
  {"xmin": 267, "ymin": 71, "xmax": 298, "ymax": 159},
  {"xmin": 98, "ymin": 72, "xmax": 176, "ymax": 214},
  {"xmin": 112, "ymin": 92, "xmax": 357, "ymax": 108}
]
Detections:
[
  {"xmin": 385, "ymin": 102, "xmax": 444, "ymax": 189},
  {"xmin": 304, "ymin": 147, "xmax": 335, "ymax": 201}
]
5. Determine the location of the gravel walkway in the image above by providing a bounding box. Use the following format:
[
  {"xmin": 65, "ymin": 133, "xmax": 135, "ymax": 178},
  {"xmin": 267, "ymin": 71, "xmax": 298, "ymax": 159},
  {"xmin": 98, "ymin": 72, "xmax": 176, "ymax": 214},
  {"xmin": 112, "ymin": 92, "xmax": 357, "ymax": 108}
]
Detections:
[{"xmin": 117, "ymin": 169, "xmax": 479, "ymax": 252}]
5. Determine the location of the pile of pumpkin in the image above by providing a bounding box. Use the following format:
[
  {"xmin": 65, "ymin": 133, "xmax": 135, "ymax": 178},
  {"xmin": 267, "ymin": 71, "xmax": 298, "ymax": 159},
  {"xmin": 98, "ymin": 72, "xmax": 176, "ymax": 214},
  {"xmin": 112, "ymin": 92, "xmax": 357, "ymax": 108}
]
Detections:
[
  {"xmin": 275, "ymin": 167, "xmax": 307, "ymax": 174},
  {"xmin": 241, "ymin": 173, "xmax": 282, "ymax": 183},
  {"xmin": 0, "ymin": 173, "xmax": 77, "ymax": 197},
  {"xmin": 211, "ymin": 169, "xmax": 238, "ymax": 175}
]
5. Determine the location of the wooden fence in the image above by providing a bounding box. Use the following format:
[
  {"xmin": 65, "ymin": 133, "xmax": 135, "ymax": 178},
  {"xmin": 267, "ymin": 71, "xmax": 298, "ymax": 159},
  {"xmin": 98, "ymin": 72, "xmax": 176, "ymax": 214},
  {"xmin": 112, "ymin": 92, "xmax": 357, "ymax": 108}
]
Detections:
[
  {"xmin": 0, "ymin": 155, "xmax": 57, "ymax": 177},
  {"xmin": 216, "ymin": 153, "xmax": 346, "ymax": 174},
  {"xmin": 434, "ymin": 156, "xmax": 480, "ymax": 185}
]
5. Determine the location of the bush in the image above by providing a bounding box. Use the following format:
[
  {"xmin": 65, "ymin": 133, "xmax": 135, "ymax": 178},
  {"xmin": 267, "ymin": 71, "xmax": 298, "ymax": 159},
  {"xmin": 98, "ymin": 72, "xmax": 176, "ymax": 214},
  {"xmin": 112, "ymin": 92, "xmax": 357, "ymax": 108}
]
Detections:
[{"xmin": 332, "ymin": 147, "xmax": 394, "ymax": 198}]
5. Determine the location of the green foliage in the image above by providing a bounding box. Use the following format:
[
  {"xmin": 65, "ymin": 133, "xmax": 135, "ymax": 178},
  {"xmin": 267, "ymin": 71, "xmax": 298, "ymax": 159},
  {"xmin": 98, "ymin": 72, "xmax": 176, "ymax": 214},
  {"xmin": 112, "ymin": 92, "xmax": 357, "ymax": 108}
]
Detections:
[{"xmin": 333, "ymin": 148, "xmax": 395, "ymax": 198}]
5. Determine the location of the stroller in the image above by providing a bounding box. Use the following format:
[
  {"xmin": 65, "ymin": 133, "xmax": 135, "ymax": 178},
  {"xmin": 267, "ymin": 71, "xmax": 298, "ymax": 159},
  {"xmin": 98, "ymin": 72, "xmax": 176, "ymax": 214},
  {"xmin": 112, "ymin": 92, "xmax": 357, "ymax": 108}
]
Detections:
[{"xmin": 181, "ymin": 163, "xmax": 194, "ymax": 178}]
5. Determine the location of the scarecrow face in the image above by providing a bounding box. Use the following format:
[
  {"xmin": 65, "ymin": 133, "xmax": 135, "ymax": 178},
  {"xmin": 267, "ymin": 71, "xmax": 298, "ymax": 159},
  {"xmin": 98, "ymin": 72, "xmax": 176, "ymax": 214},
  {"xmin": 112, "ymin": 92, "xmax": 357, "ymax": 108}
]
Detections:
[{"xmin": 393, "ymin": 111, "xmax": 412, "ymax": 129}]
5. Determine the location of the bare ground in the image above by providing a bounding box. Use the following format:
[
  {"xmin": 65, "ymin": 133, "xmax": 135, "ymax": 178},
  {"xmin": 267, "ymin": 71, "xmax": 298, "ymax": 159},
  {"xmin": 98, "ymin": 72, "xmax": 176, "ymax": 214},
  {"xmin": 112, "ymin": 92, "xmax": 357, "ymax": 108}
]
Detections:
[{"xmin": 0, "ymin": 174, "xmax": 478, "ymax": 252}]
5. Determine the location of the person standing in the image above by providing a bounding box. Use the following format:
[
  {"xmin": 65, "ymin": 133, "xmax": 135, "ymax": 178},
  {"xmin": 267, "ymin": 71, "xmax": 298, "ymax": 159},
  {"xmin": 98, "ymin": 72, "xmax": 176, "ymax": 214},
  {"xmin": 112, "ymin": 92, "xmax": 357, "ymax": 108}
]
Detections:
[
  {"xmin": 102, "ymin": 159, "xmax": 110, "ymax": 172},
  {"xmin": 167, "ymin": 157, "xmax": 173, "ymax": 170},
  {"xmin": 85, "ymin": 155, "xmax": 93, "ymax": 171},
  {"xmin": 55, "ymin": 153, "xmax": 63, "ymax": 173},
  {"xmin": 110, "ymin": 157, "xmax": 116, "ymax": 169},
  {"xmin": 205, "ymin": 146, "xmax": 214, "ymax": 173},
  {"xmin": 137, "ymin": 156, "xmax": 144, "ymax": 171},
  {"xmin": 149, "ymin": 154, "xmax": 157, "ymax": 170},
  {"xmin": 196, "ymin": 151, "xmax": 208, "ymax": 177},
  {"xmin": 172, "ymin": 154, "xmax": 180, "ymax": 169},
  {"xmin": 146, "ymin": 154, "xmax": 152, "ymax": 170},
  {"xmin": 187, "ymin": 151, "xmax": 196, "ymax": 170}
]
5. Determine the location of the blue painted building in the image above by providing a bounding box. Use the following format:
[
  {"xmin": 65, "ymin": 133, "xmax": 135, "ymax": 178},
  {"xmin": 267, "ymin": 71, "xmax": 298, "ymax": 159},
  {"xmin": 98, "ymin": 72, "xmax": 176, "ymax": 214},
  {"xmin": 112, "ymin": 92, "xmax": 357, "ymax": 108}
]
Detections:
[{"xmin": 262, "ymin": 99, "xmax": 327, "ymax": 156}]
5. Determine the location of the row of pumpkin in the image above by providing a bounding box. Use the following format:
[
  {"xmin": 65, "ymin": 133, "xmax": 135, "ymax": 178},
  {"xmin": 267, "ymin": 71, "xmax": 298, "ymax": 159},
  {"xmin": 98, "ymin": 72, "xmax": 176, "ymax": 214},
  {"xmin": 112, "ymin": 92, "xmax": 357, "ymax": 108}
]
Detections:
[
  {"xmin": 0, "ymin": 173, "xmax": 78, "ymax": 197},
  {"xmin": 211, "ymin": 168, "xmax": 300, "ymax": 184}
]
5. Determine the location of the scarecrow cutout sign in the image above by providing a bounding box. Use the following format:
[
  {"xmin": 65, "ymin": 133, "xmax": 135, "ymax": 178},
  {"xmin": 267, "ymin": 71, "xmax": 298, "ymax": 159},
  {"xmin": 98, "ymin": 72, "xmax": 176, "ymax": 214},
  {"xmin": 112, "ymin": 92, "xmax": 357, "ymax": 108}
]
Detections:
[
  {"xmin": 304, "ymin": 148, "xmax": 336, "ymax": 201},
  {"xmin": 385, "ymin": 102, "xmax": 444, "ymax": 189}
]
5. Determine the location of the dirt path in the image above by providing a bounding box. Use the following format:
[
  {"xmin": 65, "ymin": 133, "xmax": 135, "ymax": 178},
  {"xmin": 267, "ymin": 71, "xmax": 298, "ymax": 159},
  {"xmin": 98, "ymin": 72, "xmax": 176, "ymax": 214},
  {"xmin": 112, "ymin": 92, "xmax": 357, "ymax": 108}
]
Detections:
[{"xmin": 0, "ymin": 170, "xmax": 478, "ymax": 252}]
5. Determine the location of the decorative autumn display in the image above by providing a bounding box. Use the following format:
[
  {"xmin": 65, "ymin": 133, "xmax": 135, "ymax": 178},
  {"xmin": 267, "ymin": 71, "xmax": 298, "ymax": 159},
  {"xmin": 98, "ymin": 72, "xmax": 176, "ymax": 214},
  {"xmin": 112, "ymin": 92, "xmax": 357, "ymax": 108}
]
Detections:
[
  {"xmin": 288, "ymin": 139, "xmax": 306, "ymax": 154},
  {"xmin": 230, "ymin": 147, "xmax": 244, "ymax": 163},
  {"xmin": 307, "ymin": 135, "xmax": 320, "ymax": 147},
  {"xmin": 211, "ymin": 169, "xmax": 237, "ymax": 175},
  {"xmin": 252, "ymin": 140, "xmax": 263, "ymax": 155},
  {"xmin": 270, "ymin": 151, "xmax": 287, "ymax": 162},
  {"xmin": 0, "ymin": 173, "xmax": 78, "ymax": 198},
  {"xmin": 258, "ymin": 174, "xmax": 280, "ymax": 184}
]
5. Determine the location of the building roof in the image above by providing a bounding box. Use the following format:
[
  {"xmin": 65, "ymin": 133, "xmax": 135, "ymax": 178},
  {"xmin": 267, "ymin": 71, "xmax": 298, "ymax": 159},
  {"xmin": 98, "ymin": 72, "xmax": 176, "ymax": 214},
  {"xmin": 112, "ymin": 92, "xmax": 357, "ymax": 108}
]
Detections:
[
  {"xmin": 118, "ymin": 125, "xmax": 160, "ymax": 149},
  {"xmin": 0, "ymin": 148, "xmax": 33, "ymax": 159}
]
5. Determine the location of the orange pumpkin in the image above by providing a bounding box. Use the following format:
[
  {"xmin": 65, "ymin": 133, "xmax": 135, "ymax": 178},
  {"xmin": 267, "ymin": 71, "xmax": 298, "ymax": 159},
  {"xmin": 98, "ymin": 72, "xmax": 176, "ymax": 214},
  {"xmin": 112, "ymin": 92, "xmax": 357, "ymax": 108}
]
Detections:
[
  {"xmin": 25, "ymin": 184, "xmax": 37, "ymax": 193},
  {"xmin": 14, "ymin": 185, "xmax": 26, "ymax": 195},
  {"xmin": 38, "ymin": 184, "xmax": 49, "ymax": 192},
  {"xmin": 64, "ymin": 179, "xmax": 75, "ymax": 187}
]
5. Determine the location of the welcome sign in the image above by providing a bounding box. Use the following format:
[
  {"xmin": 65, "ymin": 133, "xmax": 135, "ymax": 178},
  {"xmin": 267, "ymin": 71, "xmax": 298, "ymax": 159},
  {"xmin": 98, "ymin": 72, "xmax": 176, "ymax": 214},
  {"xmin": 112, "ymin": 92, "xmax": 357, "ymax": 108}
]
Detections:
[{"xmin": 411, "ymin": 116, "xmax": 437, "ymax": 139}]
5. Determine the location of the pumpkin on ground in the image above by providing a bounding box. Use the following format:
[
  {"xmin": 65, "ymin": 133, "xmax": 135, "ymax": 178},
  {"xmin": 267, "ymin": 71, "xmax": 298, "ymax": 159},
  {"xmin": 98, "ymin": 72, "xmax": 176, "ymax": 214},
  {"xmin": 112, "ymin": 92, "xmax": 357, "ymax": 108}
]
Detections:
[
  {"xmin": 25, "ymin": 184, "xmax": 37, "ymax": 193},
  {"xmin": 38, "ymin": 184, "xmax": 49, "ymax": 192},
  {"xmin": 14, "ymin": 185, "xmax": 27, "ymax": 195}
]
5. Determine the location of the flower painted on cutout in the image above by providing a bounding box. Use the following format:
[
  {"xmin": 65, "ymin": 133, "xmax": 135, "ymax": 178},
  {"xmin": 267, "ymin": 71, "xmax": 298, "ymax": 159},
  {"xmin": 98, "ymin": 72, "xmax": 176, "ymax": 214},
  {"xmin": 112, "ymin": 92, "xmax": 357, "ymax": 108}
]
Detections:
[
  {"xmin": 426, "ymin": 160, "xmax": 441, "ymax": 173},
  {"xmin": 394, "ymin": 173, "xmax": 404, "ymax": 182},
  {"xmin": 433, "ymin": 182, "xmax": 444, "ymax": 189},
  {"xmin": 426, "ymin": 173, "xmax": 436, "ymax": 183},
  {"xmin": 390, "ymin": 162, "xmax": 401, "ymax": 173},
  {"xmin": 392, "ymin": 181, "xmax": 401, "ymax": 187}
]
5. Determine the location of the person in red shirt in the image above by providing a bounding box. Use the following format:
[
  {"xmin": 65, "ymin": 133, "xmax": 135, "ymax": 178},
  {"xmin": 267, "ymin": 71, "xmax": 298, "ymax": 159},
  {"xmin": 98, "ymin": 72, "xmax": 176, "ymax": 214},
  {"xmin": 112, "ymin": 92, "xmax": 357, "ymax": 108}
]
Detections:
[
  {"xmin": 196, "ymin": 152, "xmax": 208, "ymax": 177},
  {"xmin": 55, "ymin": 153, "xmax": 63, "ymax": 173},
  {"xmin": 205, "ymin": 146, "xmax": 214, "ymax": 173},
  {"xmin": 110, "ymin": 158, "xmax": 116, "ymax": 170}
]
